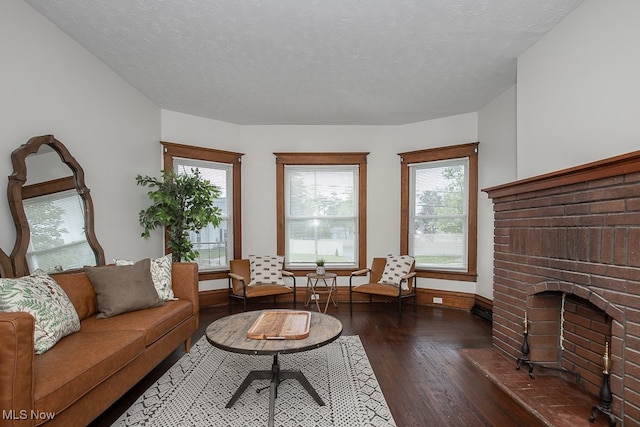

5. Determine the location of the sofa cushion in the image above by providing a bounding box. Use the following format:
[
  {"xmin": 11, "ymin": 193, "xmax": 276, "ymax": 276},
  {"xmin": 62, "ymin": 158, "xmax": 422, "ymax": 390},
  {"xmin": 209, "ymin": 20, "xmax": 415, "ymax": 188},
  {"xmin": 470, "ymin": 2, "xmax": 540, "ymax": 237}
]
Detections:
[
  {"xmin": 34, "ymin": 329, "xmax": 145, "ymax": 415},
  {"xmin": 51, "ymin": 271, "xmax": 99, "ymax": 320},
  {"xmin": 0, "ymin": 275, "xmax": 80, "ymax": 354},
  {"xmin": 85, "ymin": 259, "xmax": 164, "ymax": 318},
  {"xmin": 81, "ymin": 299, "xmax": 193, "ymax": 346},
  {"xmin": 115, "ymin": 254, "xmax": 174, "ymax": 300}
]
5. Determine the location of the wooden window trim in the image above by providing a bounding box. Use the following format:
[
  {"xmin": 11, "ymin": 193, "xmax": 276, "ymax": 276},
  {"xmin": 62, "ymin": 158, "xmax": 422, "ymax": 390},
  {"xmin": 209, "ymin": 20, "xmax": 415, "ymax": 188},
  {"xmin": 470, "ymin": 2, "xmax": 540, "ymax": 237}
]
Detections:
[
  {"xmin": 162, "ymin": 141, "xmax": 244, "ymax": 280},
  {"xmin": 398, "ymin": 142, "xmax": 478, "ymax": 282},
  {"xmin": 22, "ymin": 176, "xmax": 75, "ymax": 199},
  {"xmin": 274, "ymin": 152, "xmax": 369, "ymax": 274}
]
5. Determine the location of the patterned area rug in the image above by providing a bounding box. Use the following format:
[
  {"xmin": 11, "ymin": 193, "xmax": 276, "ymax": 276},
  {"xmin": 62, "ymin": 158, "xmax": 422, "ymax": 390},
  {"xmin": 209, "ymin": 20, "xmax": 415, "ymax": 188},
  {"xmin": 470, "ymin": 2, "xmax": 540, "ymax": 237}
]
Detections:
[{"xmin": 113, "ymin": 335, "xmax": 395, "ymax": 426}]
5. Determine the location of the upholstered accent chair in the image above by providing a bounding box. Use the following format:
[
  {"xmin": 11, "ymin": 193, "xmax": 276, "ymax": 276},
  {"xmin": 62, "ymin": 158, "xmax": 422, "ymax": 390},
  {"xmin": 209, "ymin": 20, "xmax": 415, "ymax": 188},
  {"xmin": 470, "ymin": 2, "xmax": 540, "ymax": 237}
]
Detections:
[
  {"xmin": 228, "ymin": 255, "xmax": 296, "ymax": 311},
  {"xmin": 349, "ymin": 256, "xmax": 417, "ymax": 319}
]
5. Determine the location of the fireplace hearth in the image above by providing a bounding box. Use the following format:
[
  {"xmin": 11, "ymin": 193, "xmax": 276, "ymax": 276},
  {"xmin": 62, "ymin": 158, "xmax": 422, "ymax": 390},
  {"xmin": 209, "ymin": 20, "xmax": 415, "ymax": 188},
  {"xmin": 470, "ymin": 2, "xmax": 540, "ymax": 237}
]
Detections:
[{"xmin": 484, "ymin": 150, "xmax": 640, "ymax": 426}]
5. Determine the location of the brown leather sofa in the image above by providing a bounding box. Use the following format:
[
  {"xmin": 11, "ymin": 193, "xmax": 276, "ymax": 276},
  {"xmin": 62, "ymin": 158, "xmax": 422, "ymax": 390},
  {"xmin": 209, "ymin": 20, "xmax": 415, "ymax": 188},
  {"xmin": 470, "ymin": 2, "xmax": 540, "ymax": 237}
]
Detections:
[{"xmin": 0, "ymin": 262, "xmax": 199, "ymax": 427}]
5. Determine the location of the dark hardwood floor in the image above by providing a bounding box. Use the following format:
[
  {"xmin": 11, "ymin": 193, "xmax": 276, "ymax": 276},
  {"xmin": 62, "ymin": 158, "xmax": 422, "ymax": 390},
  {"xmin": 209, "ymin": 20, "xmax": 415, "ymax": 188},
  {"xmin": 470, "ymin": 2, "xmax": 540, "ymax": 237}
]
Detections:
[{"xmin": 90, "ymin": 302, "xmax": 544, "ymax": 427}]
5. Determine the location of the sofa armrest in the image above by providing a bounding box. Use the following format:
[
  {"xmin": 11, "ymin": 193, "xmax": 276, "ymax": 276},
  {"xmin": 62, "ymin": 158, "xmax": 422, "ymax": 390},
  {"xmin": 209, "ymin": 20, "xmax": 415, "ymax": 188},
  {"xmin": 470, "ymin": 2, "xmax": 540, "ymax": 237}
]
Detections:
[
  {"xmin": 0, "ymin": 312, "xmax": 35, "ymax": 427},
  {"xmin": 171, "ymin": 262, "xmax": 199, "ymax": 317}
]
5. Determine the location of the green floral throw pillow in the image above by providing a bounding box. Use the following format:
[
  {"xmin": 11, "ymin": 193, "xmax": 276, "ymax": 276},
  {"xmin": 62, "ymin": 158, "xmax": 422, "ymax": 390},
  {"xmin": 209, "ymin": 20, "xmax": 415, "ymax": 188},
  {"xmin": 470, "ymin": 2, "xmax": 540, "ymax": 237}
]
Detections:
[
  {"xmin": 0, "ymin": 275, "xmax": 80, "ymax": 354},
  {"xmin": 149, "ymin": 254, "xmax": 174, "ymax": 300}
]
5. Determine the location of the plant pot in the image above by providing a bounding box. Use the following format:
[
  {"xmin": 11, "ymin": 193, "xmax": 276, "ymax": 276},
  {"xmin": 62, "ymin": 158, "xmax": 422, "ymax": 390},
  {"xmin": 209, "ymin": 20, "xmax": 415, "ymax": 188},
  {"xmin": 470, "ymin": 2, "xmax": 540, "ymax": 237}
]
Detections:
[{"xmin": 316, "ymin": 266, "xmax": 325, "ymax": 275}]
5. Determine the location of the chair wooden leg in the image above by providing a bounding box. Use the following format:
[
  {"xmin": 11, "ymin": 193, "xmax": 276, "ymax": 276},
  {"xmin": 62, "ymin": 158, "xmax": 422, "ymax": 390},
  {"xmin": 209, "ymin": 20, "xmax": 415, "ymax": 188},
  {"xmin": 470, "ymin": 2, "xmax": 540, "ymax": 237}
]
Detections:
[{"xmin": 184, "ymin": 337, "xmax": 192, "ymax": 353}]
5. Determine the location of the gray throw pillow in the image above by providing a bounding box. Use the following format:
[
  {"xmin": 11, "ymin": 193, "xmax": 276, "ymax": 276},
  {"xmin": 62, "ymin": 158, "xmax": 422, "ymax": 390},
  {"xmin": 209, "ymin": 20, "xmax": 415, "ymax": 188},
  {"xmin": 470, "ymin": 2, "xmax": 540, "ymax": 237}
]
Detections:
[{"xmin": 85, "ymin": 258, "xmax": 164, "ymax": 318}]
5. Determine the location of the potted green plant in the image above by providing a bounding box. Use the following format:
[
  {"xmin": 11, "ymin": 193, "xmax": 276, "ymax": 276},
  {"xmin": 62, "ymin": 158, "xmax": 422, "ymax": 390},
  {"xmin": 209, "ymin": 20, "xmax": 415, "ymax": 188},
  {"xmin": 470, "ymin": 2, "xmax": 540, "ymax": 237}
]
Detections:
[
  {"xmin": 136, "ymin": 168, "xmax": 222, "ymax": 262},
  {"xmin": 316, "ymin": 258, "xmax": 325, "ymax": 275}
]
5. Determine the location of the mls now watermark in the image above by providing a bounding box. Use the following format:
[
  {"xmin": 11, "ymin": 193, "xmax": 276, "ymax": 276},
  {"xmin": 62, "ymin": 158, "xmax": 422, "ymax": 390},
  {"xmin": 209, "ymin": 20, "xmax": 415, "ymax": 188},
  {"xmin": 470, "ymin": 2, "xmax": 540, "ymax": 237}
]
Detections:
[{"xmin": 3, "ymin": 410, "xmax": 55, "ymax": 421}]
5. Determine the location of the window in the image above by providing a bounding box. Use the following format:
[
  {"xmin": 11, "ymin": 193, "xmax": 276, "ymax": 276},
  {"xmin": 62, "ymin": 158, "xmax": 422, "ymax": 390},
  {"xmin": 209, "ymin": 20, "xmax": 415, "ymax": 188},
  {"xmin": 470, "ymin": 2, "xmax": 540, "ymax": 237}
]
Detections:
[
  {"xmin": 24, "ymin": 189, "xmax": 95, "ymax": 272},
  {"xmin": 162, "ymin": 142, "xmax": 243, "ymax": 279},
  {"xmin": 399, "ymin": 142, "xmax": 478, "ymax": 281},
  {"xmin": 275, "ymin": 152, "xmax": 368, "ymax": 271}
]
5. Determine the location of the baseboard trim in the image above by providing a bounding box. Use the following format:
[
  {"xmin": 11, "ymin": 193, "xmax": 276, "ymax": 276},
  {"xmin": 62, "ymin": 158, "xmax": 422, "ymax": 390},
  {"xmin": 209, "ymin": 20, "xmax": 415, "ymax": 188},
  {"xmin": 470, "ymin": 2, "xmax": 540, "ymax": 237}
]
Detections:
[
  {"xmin": 198, "ymin": 289, "xmax": 227, "ymax": 307},
  {"xmin": 199, "ymin": 287, "xmax": 484, "ymax": 311},
  {"xmin": 473, "ymin": 294, "xmax": 493, "ymax": 311},
  {"xmin": 471, "ymin": 294, "xmax": 493, "ymax": 322}
]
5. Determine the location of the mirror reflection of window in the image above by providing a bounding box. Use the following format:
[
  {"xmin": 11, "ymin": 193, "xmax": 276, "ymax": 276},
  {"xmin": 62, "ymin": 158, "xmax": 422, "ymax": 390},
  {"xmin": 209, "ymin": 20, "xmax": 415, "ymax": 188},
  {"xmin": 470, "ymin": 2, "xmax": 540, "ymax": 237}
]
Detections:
[{"xmin": 23, "ymin": 189, "xmax": 95, "ymax": 273}]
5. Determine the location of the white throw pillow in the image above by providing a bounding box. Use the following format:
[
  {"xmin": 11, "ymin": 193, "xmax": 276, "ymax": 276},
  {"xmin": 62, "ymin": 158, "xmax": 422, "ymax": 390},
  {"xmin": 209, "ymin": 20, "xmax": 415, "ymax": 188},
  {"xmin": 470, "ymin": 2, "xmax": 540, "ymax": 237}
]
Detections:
[
  {"xmin": 0, "ymin": 275, "xmax": 80, "ymax": 354},
  {"xmin": 378, "ymin": 255, "xmax": 414, "ymax": 291},
  {"xmin": 114, "ymin": 254, "xmax": 174, "ymax": 300},
  {"xmin": 249, "ymin": 255, "xmax": 285, "ymax": 285}
]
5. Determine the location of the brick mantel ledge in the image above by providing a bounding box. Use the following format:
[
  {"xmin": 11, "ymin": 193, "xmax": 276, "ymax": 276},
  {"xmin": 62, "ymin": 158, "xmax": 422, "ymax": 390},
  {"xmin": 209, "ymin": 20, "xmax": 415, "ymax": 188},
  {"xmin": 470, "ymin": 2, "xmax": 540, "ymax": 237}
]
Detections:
[{"xmin": 483, "ymin": 149, "xmax": 640, "ymax": 199}]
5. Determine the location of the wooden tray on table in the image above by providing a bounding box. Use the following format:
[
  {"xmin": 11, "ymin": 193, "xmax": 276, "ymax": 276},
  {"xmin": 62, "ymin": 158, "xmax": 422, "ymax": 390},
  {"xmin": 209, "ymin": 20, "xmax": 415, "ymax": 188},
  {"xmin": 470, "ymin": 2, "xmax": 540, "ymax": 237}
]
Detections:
[{"xmin": 247, "ymin": 310, "xmax": 311, "ymax": 340}]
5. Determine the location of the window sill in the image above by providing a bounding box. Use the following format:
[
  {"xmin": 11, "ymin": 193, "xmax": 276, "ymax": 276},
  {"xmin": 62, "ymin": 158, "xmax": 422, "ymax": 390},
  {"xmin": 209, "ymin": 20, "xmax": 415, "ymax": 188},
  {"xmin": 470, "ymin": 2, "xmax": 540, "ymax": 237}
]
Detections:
[{"xmin": 416, "ymin": 270, "xmax": 477, "ymax": 282}]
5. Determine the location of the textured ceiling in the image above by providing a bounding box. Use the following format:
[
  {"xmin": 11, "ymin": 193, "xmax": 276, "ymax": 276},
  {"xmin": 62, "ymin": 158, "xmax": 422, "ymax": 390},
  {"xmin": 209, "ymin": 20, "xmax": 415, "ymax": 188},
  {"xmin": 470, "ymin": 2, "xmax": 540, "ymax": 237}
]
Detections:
[{"xmin": 24, "ymin": 0, "xmax": 584, "ymax": 125}]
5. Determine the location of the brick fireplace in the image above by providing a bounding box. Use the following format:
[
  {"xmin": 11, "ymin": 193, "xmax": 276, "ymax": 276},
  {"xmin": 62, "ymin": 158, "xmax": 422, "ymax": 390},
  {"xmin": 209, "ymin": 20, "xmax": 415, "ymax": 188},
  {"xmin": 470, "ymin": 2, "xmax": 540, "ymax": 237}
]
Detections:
[{"xmin": 484, "ymin": 150, "xmax": 640, "ymax": 426}]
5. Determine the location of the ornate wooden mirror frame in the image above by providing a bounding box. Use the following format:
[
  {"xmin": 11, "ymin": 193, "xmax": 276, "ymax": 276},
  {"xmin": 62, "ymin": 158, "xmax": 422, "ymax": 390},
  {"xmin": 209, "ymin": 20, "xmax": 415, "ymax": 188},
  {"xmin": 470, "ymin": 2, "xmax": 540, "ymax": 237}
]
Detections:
[
  {"xmin": 8, "ymin": 135, "xmax": 105, "ymax": 276},
  {"xmin": 0, "ymin": 249, "xmax": 12, "ymax": 278}
]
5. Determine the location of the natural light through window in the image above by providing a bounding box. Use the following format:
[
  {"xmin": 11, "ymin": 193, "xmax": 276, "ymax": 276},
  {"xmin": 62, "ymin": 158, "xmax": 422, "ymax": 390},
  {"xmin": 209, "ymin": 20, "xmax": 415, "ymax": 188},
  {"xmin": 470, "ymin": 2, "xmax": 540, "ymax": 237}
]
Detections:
[
  {"xmin": 285, "ymin": 165, "xmax": 358, "ymax": 268},
  {"xmin": 24, "ymin": 189, "xmax": 94, "ymax": 272},
  {"xmin": 400, "ymin": 142, "xmax": 478, "ymax": 281},
  {"xmin": 409, "ymin": 158, "xmax": 468, "ymax": 271},
  {"xmin": 174, "ymin": 158, "xmax": 232, "ymax": 271}
]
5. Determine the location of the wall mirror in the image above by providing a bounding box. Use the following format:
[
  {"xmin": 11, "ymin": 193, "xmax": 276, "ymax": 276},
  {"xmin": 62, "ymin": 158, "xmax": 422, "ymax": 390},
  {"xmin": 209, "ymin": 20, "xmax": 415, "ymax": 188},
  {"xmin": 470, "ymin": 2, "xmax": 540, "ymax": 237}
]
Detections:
[
  {"xmin": 8, "ymin": 135, "xmax": 105, "ymax": 276},
  {"xmin": 0, "ymin": 249, "xmax": 12, "ymax": 278}
]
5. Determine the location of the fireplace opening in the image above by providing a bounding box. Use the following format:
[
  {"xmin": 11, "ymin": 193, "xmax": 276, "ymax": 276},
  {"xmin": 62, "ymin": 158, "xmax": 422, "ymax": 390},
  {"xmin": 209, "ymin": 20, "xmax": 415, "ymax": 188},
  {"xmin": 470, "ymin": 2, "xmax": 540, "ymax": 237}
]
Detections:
[{"xmin": 527, "ymin": 291, "xmax": 612, "ymax": 396}]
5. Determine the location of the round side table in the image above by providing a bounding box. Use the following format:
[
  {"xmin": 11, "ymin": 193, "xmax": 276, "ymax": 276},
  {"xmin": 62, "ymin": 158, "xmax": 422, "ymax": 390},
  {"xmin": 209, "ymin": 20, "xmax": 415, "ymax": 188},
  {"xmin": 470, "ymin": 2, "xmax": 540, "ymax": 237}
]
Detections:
[{"xmin": 305, "ymin": 272, "xmax": 338, "ymax": 313}]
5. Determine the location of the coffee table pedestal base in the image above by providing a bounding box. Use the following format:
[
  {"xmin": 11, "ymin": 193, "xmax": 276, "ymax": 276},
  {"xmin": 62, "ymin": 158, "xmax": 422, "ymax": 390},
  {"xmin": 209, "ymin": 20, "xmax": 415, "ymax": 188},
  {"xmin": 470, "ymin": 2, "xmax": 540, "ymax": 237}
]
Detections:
[{"xmin": 225, "ymin": 354, "xmax": 325, "ymax": 427}]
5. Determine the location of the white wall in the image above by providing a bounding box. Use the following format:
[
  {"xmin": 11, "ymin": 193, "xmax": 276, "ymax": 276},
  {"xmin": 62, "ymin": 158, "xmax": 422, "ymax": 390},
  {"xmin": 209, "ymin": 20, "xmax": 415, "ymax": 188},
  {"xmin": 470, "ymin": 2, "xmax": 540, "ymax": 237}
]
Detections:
[
  {"xmin": 0, "ymin": 0, "xmax": 161, "ymax": 263},
  {"xmin": 477, "ymin": 85, "xmax": 517, "ymax": 300},
  {"xmin": 162, "ymin": 110, "xmax": 487, "ymax": 292},
  {"xmin": 517, "ymin": 0, "xmax": 640, "ymax": 179}
]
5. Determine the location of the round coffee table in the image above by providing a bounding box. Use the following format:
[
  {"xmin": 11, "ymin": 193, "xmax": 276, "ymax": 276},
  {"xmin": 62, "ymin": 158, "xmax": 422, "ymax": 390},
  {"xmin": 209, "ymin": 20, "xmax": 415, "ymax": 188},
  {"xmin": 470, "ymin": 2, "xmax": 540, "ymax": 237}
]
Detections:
[{"xmin": 205, "ymin": 309, "xmax": 343, "ymax": 427}]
